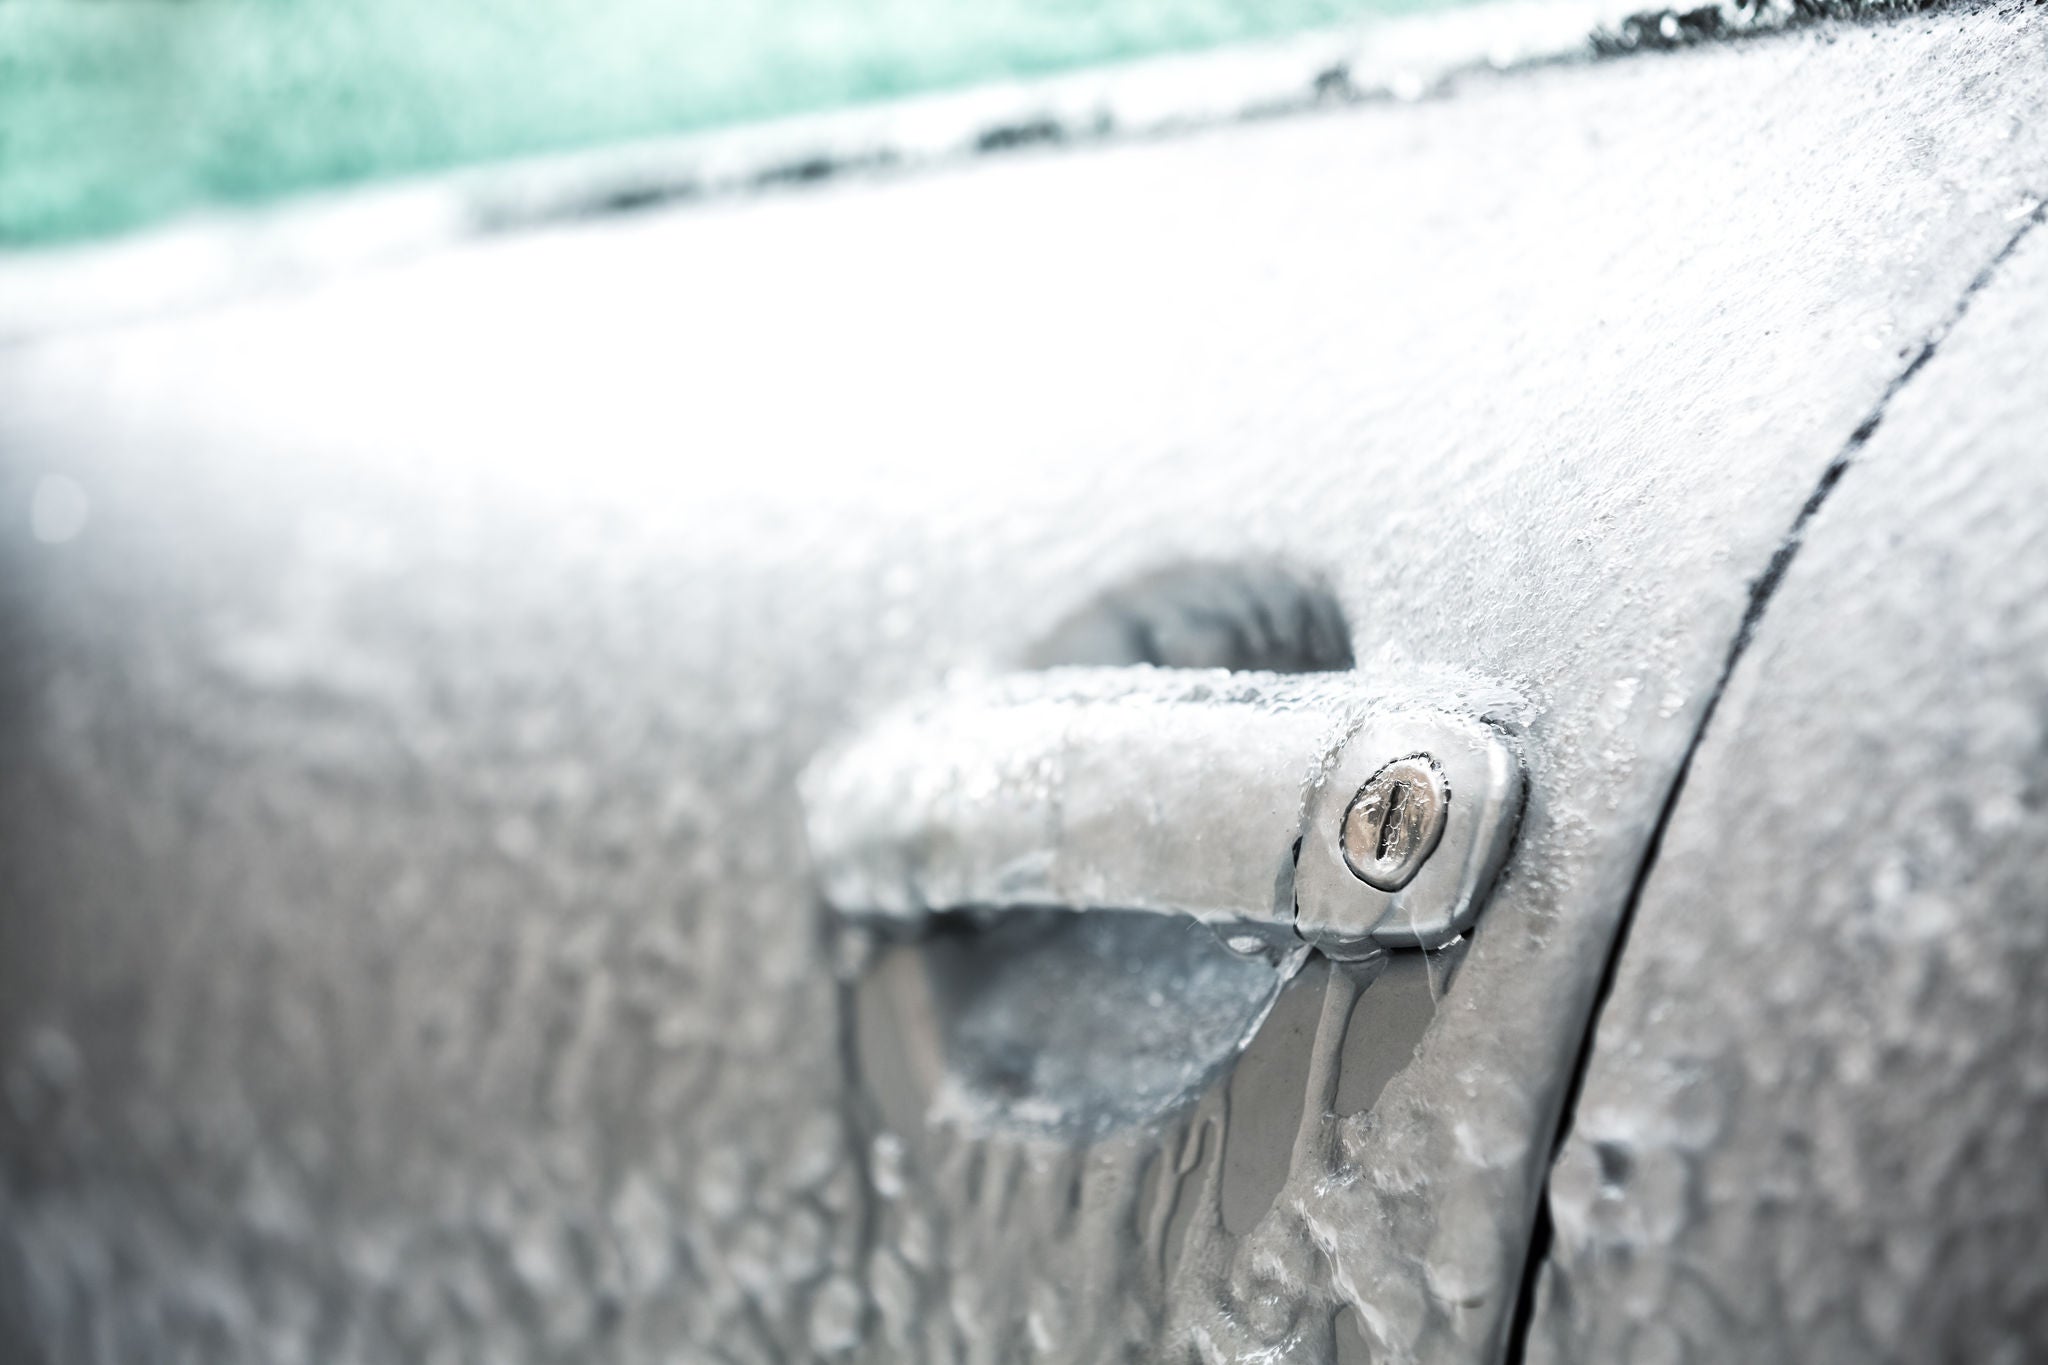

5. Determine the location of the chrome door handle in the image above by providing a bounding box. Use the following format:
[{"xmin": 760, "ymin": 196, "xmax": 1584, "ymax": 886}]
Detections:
[{"xmin": 802, "ymin": 667, "xmax": 1526, "ymax": 955}]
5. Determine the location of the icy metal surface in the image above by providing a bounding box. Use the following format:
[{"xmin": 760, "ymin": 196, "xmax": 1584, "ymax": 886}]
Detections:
[
  {"xmin": 1525, "ymin": 211, "xmax": 2048, "ymax": 1362},
  {"xmin": 804, "ymin": 667, "xmax": 1363, "ymax": 932},
  {"xmin": 858, "ymin": 908, "xmax": 1307, "ymax": 1142},
  {"xmin": 1295, "ymin": 704, "xmax": 1525, "ymax": 953},
  {"xmin": 803, "ymin": 667, "xmax": 1524, "ymax": 953},
  {"xmin": 2, "ymin": 6, "xmax": 2046, "ymax": 1362}
]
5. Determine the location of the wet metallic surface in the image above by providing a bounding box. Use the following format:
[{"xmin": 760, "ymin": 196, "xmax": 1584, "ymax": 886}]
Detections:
[
  {"xmin": 3, "ymin": 6, "xmax": 2047, "ymax": 1361},
  {"xmin": 1295, "ymin": 716, "xmax": 1524, "ymax": 954},
  {"xmin": 806, "ymin": 670, "xmax": 1523, "ymax": 956},
  {"xmin": 1340, "ymin": 758, "xmax": 1447, "ymax": 893},
  {"xmin": 856, "ymin": 909, "xmax": 1301, "ymax": 1144},
  {"xmin": 803, "ymin": 667, "xmax": 1373, "ymax": 935}
]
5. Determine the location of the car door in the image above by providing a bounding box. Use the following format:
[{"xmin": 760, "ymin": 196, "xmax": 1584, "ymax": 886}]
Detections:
[{"xmin": 3, "ymin": 4, "xmax": 2045, "ymax": 1362}]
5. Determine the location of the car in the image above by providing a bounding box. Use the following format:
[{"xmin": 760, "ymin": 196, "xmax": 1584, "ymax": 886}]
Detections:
[{"xmin": 3, "ymin": 1, "xmax": 2046, "ymax": 1360}]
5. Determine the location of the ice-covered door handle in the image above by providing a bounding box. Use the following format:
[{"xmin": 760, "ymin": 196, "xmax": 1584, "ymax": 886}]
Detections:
[{"xmin": 803, "ymin": 668, "xmax": 1525, "ymax": 956}]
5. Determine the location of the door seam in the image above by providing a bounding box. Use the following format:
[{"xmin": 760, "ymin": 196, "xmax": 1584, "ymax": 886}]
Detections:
[{"xmin": 1498, "ymin": 194, "xmax": 2048, "ymax": 1365}]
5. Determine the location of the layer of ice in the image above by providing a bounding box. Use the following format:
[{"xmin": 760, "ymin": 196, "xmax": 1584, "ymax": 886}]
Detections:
[
  {"xmin": 2, "ymin": 7, "xmax": 2044, "ymax": 1361},
  {"xmin": 1527, "ymin": 207, "xmax": 2048, "ymax": 1365}
]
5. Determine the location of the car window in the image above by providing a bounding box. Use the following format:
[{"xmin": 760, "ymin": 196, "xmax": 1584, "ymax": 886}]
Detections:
[{"xmin": 0, "ymin": 0, "xmax": 1455, "ymax": 247}]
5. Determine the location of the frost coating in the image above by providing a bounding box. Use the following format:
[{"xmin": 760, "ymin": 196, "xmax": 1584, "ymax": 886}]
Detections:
[
  {"xmin": 804, "ymin": 666, "xmax": 1363, "ymax": 931},
  {"xmin": 1529, "ymin": 226, "xmax": 2048, "ymax": 1361},
  {"xmin": 1, "ymin": 7, "xmax": 2047, "ymax": 1363},
  {"xmin": 802, "ymin": 666, "xmax": 1522, "ymax": 943}
]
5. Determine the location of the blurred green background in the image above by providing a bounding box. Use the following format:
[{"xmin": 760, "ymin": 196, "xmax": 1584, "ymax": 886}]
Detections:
[{"xmin": 0, "ymin": 0, "xmax": 1445, "ymax": 248}]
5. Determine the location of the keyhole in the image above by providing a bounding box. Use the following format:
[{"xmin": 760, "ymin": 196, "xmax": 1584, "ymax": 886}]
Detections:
[
  {"xmin": 1376, "ymin": 780, "xmax": 1409, "ymax": 861},
  {"xmin": 1339, "ymin": 756, "xmax": 1449, "ymax": 893}
]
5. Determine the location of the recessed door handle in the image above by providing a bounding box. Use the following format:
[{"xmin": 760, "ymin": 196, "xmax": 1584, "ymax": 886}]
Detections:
[{"xmin": 802, "ymin": 668, "xmax": 1526, "ymax": 955}]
